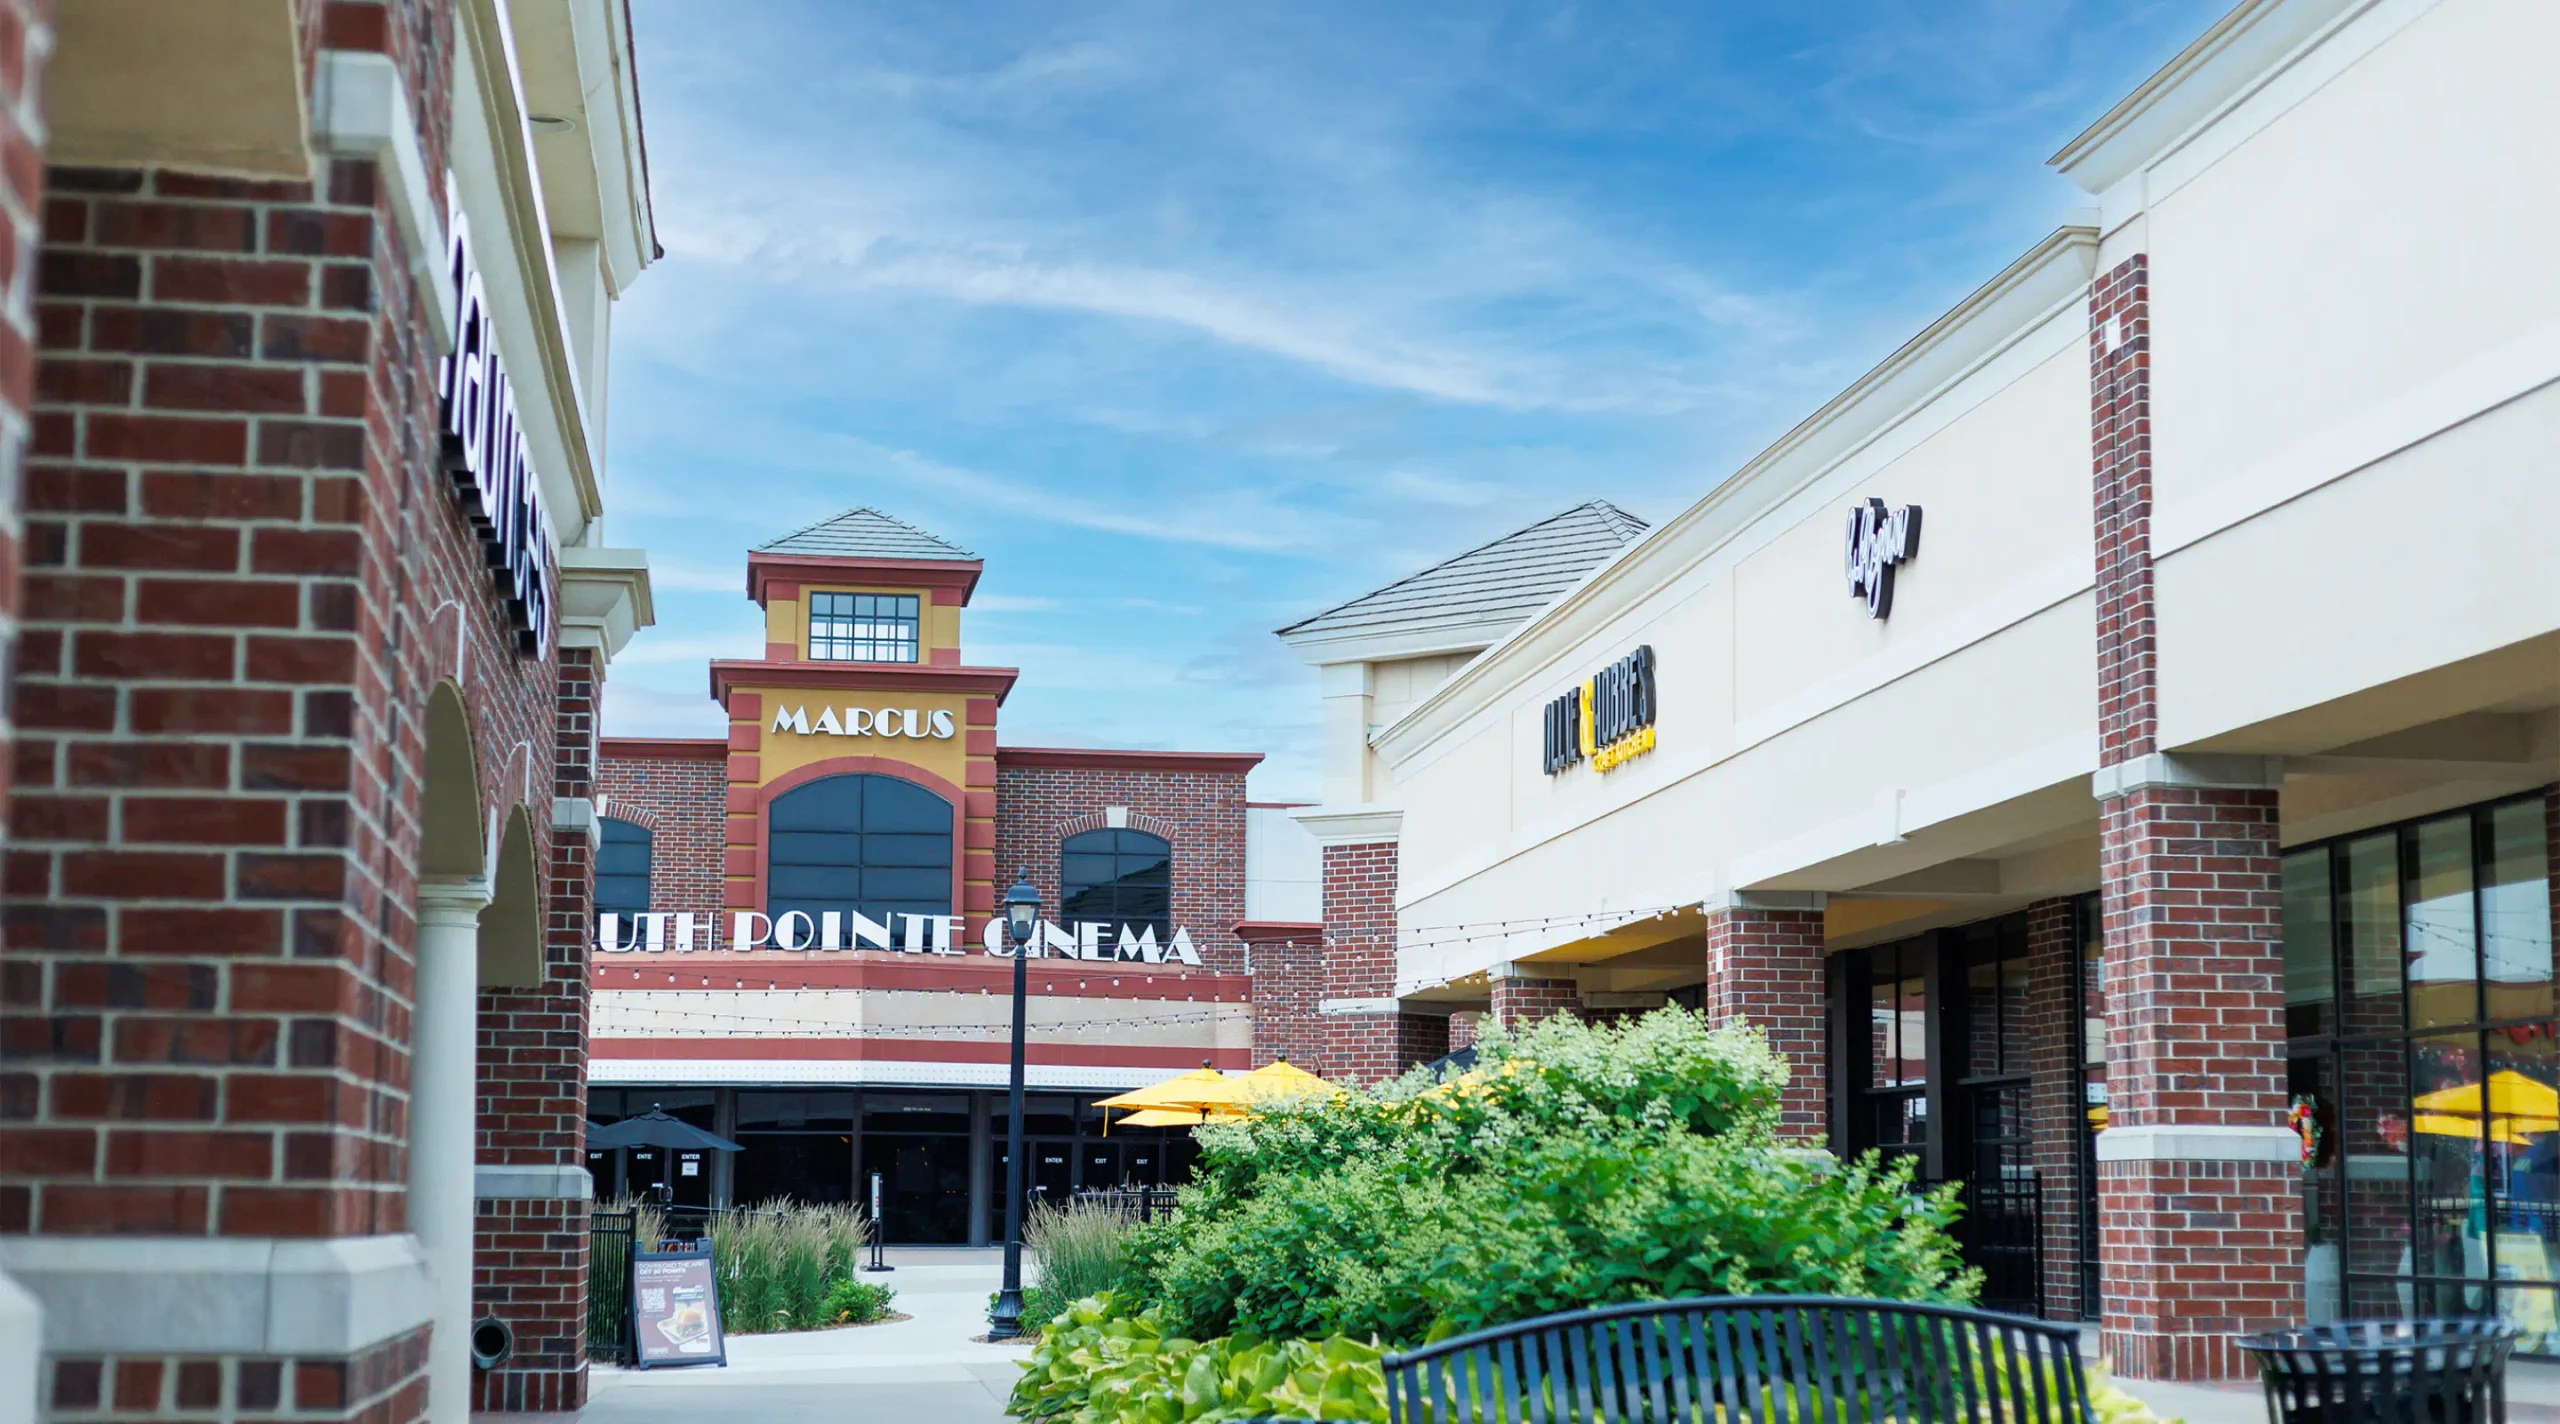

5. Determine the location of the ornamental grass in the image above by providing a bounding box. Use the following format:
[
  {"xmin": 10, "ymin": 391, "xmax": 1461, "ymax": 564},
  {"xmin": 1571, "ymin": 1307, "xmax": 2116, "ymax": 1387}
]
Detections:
[{"xmin": 1024, "ymin": 1198, "xmax": 1134, "ymax": 1332}]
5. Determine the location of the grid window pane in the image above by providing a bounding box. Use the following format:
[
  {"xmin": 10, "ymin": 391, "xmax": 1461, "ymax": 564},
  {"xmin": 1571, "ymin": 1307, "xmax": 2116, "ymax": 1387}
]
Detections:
[
  {"xmin": 808, "ymin": 590, "xmax": 920, "ymax": 663},
  {"xmin": 2485, "ymin": 801, "xmax": 2555, "ymax": 1025},
  {"xmin": 597, "ymin": 818, "xmax": 651, "ymax": 918},
  {"xmin": 763, "ymin": 774, "xmax": 951, "ymax": 930},
  {"xmin": 1059, "ymin": 829, "xmax": 1174, "ymax": 941},
  {"xmin": 2408, "ymin": 816, "xmax": 2482, "ymax": 1030}
]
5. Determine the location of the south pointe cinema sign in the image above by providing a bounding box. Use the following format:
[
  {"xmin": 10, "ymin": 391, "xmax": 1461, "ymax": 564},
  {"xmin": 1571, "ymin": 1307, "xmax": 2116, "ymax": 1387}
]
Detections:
[{"xmin": 595, "ymin": 909, "xmax": 1206, "ymax": 965}]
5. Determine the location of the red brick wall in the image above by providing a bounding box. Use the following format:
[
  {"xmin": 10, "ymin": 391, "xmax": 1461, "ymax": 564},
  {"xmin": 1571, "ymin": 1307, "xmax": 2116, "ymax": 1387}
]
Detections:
[
  {"xmin": 2091, "ymin": 254, "xmax": 2155, "ymax": 766},
  {"xmin": 597, "ymin": 742, "xmax": 725, "ymax": 918},
  {"xmin": 470, "ymin": 644, "xmax": 596, "ymax": 1413},
  {"xmin": 1318, "ymin": 840, "xmax": 1444, "ymax": 1084},
  {"xmin": 1243, "ymin": 927, "xmax": 1320, "ymax": 1068},
  {"xmin": 45, "ymin": 1322, "xmax": 429, "ymax": 1423},
  {"xmin": 994, "ymin": 760, "xmax": 1250, "ymax": 974},
  {"xmin": 2023, "ymin": 895, "xmax": 2087, "ymax": 1320},
  {"xmin": 1702, "ymin": 907, "xmax": 1825, "ymax": 1142},
  {"xmin": 1489, "ymin": 973, "xmax": 1577, "ymax": 1031},
  {"xmin": 0, "ymin": 0, "xmax": 47, "ymax": 855}
]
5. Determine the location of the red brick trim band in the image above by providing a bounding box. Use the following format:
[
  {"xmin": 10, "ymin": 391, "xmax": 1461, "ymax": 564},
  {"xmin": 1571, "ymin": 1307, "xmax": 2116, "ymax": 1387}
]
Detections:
[
  {"xmin": 594, "ymin": 1038, "xmax": 1251, "ymax": 1069},
  {"xmin": 996, "ymin": 746, "xmax": 1266, "ymax": 775},
  {"xmin": 746, "ymin": 553, "xmax": 984, "ymax": 607},
  {"xmin": 709, "ymin": 658, "xmax": 1021, "ymax": 705}
]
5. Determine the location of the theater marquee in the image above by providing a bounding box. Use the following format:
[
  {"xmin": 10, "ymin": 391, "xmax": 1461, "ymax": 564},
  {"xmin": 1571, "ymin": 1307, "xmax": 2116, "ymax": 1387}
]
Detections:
[{"xmin": 596, "ymin": 910, "xmax": 1205, "ymax": 965}]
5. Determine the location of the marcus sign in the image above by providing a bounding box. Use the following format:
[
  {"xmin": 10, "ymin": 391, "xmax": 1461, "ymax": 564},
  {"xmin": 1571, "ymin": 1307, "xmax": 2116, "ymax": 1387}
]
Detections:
[
  {"xmin": 771, "ymin": 705, "xmax": 956, "ymax": 739},
  {"xmin": 596, "ymin": 909, "xmax": 1205, "ymax": 966}
]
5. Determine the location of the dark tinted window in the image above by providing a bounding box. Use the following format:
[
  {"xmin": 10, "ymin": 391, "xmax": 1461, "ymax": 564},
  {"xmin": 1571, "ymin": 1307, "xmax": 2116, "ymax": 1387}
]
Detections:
[
  {"xmin": 597, "ymin": 817, "xmax": 651, "ymax": 918},
  {"xmin": 767, "ymin": 774, "xmax": 953, "ymax": 929},
  {"xmin": 1060, "ymin": 829, "xmax": 1171, "ymax": 941}
]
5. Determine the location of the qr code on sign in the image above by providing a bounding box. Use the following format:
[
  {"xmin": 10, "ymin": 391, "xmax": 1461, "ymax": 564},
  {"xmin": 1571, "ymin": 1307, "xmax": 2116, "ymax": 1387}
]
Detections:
[{"xmin": 640, "ymin": 1288, "xmax": 665, "ymax": 1311}]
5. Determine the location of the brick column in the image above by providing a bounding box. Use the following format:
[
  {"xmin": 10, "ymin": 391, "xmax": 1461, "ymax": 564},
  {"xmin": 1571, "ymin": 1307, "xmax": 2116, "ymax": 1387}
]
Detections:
[
  {"xmin": 1240, "ymin": 922, "xmax": 1321, "ymax": 1068},
  {"xmin": 2023, "ymin": 896, "xmax": 2088, "ymax": 1319},
  {"xmin": 1445, "ymin": 1011, "xmax": 1482, "ymax": 1052},
  {"xmin": 469, "ymin": 646, "xmax": 596, "ymax": 1414},
  {"xmin": 1316, "ymin": 839, "xmax": 1443, "ymax": 1085},
  {"xmin": 1488, "ymin": 970, "xmax": 1579, "ymax": 1031},
  {"xmin": 0, "ymin": 0, "xmax": 48, "ymax": 1412},
  {"xmin": 2090, "ymin": 252, "xmax": 2298, "ymax": 1381},
  {"xmin": 1701, "ymin": 899, "xmax": 1827, "ymax": 1143}
]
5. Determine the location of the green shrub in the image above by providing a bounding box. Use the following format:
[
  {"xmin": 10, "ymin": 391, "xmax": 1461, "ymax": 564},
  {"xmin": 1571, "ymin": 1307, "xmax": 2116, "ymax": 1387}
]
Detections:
[
  {"xmin": 824, "ymin": 1275, "xmax": 899, "ymax": 1326},
  {"xmin": 1123, "ymin": 1008, "xmax": 1974, "ymax": 1343},
  {"xmin": 1025, "ymin": 1199, "xmax": 1133, "ymax": 1332},
  {"xmin": 703, "ymin": 1199, "xmax": 869, "ymax": 1335}
]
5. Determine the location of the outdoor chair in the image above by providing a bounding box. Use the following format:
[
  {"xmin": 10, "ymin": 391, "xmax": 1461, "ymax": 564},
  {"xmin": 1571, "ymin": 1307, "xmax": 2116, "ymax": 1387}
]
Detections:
[{"xmin": 1378, "ymin": 1295, "xmax": 2095, "ymax": 1423}]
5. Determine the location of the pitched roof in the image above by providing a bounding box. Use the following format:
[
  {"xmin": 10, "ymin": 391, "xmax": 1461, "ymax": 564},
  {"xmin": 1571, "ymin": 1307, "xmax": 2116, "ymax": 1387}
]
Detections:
[
  {"xmin": 755, "ymin": 507, "xmax": 978, "ymax": 562},
  {"xmin": 1278, "ymin": 500, "xmax": 1649, "ymax": 645}
]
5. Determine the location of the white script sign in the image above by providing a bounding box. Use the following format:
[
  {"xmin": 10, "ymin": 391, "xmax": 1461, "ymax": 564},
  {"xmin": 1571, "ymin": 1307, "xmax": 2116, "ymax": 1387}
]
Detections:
[{"xmin": 595, "ymin": 911, "xmax": 1202, "ymax": 966}]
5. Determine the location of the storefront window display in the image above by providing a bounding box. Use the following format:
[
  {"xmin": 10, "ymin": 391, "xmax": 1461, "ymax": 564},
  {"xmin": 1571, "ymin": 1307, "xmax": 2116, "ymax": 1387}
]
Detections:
[{"xmin": 2283, "ymin": 796, "xmax": 2557, "ymax": 1349}]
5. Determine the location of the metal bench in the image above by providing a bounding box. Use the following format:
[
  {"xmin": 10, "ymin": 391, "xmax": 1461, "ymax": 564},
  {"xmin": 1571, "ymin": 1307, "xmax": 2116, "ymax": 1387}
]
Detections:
[{"xmin": 1381, "ymin": 1295, "xmax": 2094, "ymax": 1423}]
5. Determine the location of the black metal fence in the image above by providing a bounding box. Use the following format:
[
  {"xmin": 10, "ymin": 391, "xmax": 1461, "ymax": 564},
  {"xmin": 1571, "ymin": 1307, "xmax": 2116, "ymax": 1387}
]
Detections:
[
  {"xmin": 1948, "ymin": 1174, "xmax": 2044, "ymax": 1317},
  {"xmin": 588, "ymin": 1208, "xmax": 634, "ymax": 1363}
]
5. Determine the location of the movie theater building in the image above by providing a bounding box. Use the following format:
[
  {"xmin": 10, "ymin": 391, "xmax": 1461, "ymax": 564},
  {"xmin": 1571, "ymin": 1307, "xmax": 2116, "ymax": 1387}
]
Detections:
[
  {"xmin": 0, "ymin": 6, "xmax": 660, "ymax": 1422},
  {"xmin": 588, "ymin": 507, "xmax": 1295, "ymax": 1245},
  {"xmin": 1281, "ymin": 0, "xmax": 2560, "ymax": 1383}
]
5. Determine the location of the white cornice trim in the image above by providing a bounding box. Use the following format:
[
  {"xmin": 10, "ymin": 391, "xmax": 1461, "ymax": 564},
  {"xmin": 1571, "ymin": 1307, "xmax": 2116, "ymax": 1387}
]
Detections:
[
  {"xmin": 1282, "ymin": 621, "xmax": 1510, "ymax": 669},
  {"xmin": 1291, "ymin": 805, "xmax": 1404, "ymax": 847},
  {"xmin": 2092, "ymin": 753, "xmax": 2285, "ymax": 801},
  {"xmin": 590, "ymin": 1059, "xmax": 1211, "ymax": 1090},
  {"xmin": 1373, "ymin": 228, "xmax": 2097, "ymax": 776},
  {"xmin": 2, "ymin": 1234, "xmax": 432, "ymax": 1356},
  {"xmin": 2050, "ymin": 0, "xmax": 2392, "ymax": 195},
  {"xmin": 558, "ymin": 545, "xmax": 654, "ymax": 661},
  {"xmin": 310, "ymin": 51, "xmax": 453, "ymax": 351},
  {"xmin": 458, "ymin": 0, "xmax": 604, "ymax": 537}
]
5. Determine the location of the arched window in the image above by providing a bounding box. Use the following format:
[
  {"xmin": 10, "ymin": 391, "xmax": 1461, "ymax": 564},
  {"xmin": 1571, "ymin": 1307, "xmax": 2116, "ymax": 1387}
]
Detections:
[
  {"xmin": 1061, "ymin": 829, "xmax": 1171, "ymax": 941},
  {"xmin": 767, "ymin": 774, "xmax": 953, "ymax": 928},
  {"xmin": 597, "ymin": 817, "xmax": 652, "ymax": 918}
]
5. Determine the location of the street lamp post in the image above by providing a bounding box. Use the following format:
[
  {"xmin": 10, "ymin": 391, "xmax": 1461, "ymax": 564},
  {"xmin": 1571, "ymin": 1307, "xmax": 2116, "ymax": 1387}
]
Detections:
[{"xmin": 987, "ymin": 870, "xmax": 1041, "ymax": 1340}]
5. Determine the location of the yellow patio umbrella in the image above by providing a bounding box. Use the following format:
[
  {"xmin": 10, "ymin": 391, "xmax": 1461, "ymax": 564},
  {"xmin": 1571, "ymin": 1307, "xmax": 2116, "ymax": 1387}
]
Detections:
[
  {"xmin": 2414, "ymin": 1070, "xmax": 2560, "ymax": 1123},
  {"xmin": 1094, "ymin": 1063, "xmax": 1229, "ymax": 1134},
  {"xmin": 1112, "ymin": 1106, "xmax": 1245, "ymax": 1129},
  {"xmin": 1174, "ymin": 1058, "xmax": 1344, "ymax": 1115},
  {"xmin": 2413, "ymin": 1112, "xmax": 2542, "ymax": 1148}
]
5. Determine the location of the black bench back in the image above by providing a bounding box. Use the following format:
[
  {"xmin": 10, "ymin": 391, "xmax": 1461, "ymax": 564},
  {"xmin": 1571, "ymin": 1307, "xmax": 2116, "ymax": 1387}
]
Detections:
[{"xmin": 1383, "ymin": 1295, "xmax": 2092, "ymax": 1423}]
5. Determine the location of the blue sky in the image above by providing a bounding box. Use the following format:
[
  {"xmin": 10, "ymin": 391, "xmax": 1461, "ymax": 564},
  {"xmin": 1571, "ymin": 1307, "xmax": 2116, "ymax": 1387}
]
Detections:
[{"xmin": 604, "ymin": 0, "xmax": 2225, "ymax": 799}]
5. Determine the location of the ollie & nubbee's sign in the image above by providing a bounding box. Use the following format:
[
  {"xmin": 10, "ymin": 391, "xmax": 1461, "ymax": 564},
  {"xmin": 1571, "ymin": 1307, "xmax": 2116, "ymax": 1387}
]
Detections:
[{"xmin": 1542, "ymin": 645, "xmax": 1657, "ymax": 776}]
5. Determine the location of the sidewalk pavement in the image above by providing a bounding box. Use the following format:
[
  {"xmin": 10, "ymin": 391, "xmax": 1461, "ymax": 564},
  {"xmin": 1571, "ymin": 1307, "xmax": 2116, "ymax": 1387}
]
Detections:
[{"xmin": 570, "ymin": 1247, "xmax": 1034, "ymax": 1424}]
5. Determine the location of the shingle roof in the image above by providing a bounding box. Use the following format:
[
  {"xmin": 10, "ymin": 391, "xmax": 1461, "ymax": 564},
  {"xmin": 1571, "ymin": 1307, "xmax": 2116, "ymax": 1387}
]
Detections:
[
  {"xmin": 1278, "ymin": 501, "xmax": 1649, "ymax": 643},
  {"xmin": 755, "ymin": 507, "xmax": 978, "ymax": 562}
]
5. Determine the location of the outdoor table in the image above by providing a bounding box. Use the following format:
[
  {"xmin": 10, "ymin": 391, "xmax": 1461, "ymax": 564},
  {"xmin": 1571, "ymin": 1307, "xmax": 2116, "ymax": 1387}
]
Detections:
[{"xmin": 2237, "ymin": 1319, "xmax": 2517, "ymax": 1424}]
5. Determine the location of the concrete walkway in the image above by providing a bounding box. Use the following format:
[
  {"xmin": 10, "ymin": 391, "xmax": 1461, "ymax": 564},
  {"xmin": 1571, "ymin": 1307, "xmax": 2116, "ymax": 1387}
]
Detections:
[{"xmin": 578, "ymin": 1248, "xmax": 1034, "ymax": 1423}]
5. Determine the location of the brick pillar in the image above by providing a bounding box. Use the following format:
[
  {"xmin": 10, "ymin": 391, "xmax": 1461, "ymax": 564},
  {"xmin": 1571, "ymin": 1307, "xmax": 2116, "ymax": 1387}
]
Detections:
[
  {"xmin": 1316, "ymin": 840, "xmax": 1443, "ymax": 1085},
  {"xmin": 1241, "ymin": 923, "xmax": 1321, "ymax": 1068},
  {"xmin": 2089, "ymin": 251, "xmax": 2298, "ymax": 1381},
  {"xmin": 1445, "ymin": 1011, "xmax": 1481, "ymax": 1051},
  {"xmin": 469, "ymin": 647, "xmax": 596, "ymax": 1414},
  {"xmin": 1488, "ymin": 970, "xmax": 1579, "ymax": 1031},
  {"xmin": 1702, "ymin": 900, "xmax": 1826, "ymax": 1143},
  {"xmin": 2023, "ymin": 896, "xmax": 2088, "ymax": 1319},
  {"xmin": 0, "ymin": 0, "xmax": 48, "ymax": 1411}
]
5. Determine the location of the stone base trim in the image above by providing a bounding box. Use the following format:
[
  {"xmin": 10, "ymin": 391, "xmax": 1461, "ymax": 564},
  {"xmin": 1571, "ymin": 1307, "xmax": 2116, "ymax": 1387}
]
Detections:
[
  {"xmin": 44, "ymin": 1322, "xmax": 430, "ymax": 1423},
  {"xmin": 1319, "ymin": 996, "xmax": 1400, "ymax": 1015},
  {"xmin": 2098, "ymin": 1328, "xmax": 2255, "ymax": 1386},
  {"xmin": 2096, "ymin": 1157, "xmax": 2302, "ymax": 1383},
  {"xmin": 473, "ymin": 1166, "xmax": 595, "ymax": 1201},
  {"xmin": 2090, "ymin": 752, "xmax": 2284, "ymax": 800},
  {"xmin": 2093, "ymin": 1124, "xmax": 2300, "ymax": 1162},
  {"xmin": 2, "ymin": 1268, "xmax": 36, "ymax": 1424},
  {"xmin": 1, "ymin": 1235, "xmax": 431, "ymax": 1357}
]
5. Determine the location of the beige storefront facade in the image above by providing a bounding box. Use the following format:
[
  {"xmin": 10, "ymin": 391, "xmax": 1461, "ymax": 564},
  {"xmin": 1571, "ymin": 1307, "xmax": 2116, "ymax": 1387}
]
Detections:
[{"xmin": 1281, "ymin": 0, "xmax": 2560, "ymax": 1383}]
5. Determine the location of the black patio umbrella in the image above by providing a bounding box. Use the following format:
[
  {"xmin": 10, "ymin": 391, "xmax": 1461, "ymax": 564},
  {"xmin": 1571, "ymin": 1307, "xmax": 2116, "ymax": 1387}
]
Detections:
[{"xmin": 586, "ymin": 1107, "xmax": 742, "ymax": 1153}]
